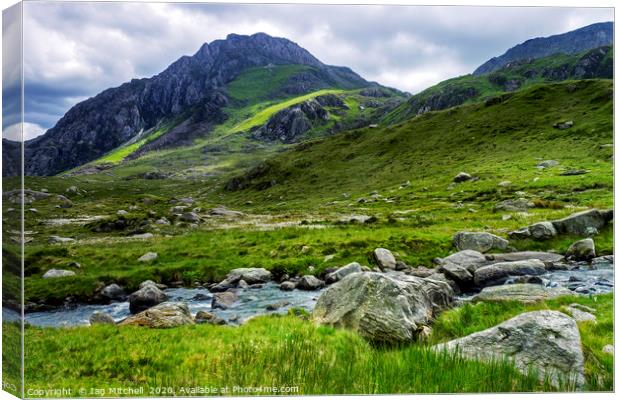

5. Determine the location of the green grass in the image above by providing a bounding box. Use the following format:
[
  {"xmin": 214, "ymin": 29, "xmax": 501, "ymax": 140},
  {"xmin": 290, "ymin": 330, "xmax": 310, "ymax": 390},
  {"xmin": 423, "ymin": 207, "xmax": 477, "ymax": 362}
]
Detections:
[
  {"xmin": 231, "ymin": 89, "xmax": 347, "ymax": 133},
  {"xmin": 226, "ymin": 64, "xmax": 315, "ymax": 103},
  {"xmin": 94, "ymin": 126, "xmax": 169, "ymax": 164}
]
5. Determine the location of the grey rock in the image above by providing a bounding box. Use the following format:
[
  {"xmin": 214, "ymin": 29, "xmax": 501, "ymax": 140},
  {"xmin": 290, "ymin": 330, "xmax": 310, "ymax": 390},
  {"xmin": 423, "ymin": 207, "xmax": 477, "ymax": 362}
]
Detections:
[
  {"xmin": 280, "ymin": 281, "xmax": 296, "ymax": 291},
  {"xmin": 602, "ymin": 344, "xmax": 614, "ymax": 354},
  {"xmin": 440, "ymin": 250, "xmax": 488, "ymax": 273},
  {"xmin": 121, "ymin": 302, "xmax": 194, "ymax": 328},
  {"xmin": 434, "ymin": 310, "xmax": 585, "ymax": 388},
  {"xmin": 453, "ymin": 231, "xmax": 509, "ymax": 253},
  {"xmin": 209, "ymin": 206, "xmax": 244, "ymax": 217},
  {"xmin": 48, "ymin": 235, "xmax": 76, "ymax": 244},
  {"xmin": 560, "ymin": 169, "xmax": 588, "ymax": 176},
  {"xmin": 138, "ymin": 252, "xmax": 158, "ymax": 262},
  {"xmin": 128, "ymin": 284, "xmax": 168, "ymax": 314},
  {"xmin": 212, "ymin": 291, "xmax": 238, "ymax": 310},
  {"xmin": 180, "ymin": 212, "xmax": 200, "ymax": 223},
  {"xmin": 453, "ymin": 172, "xmax": 472, "ymax": 183},
  {"xmin": 564, "ymin": 306, "xmax": 596, "ymax": 322},
  {"xmin": 325, "ymin": 262, "xmax": 362, "ymax": 284},
  {"xmin": 313, "ymin": 272, "xmax": 453, "ymax": 343},
  {"xmin": 42, "ymin": 269, "xmax": 76, "ymax": 279},
  {"xmin": 117, "ymin": 210, "xmax": 129, "ymax": 216},
  {"xmin": 227, "ymin": 268, "xmax": 272, "ymax": 284},
  {"xmin": 566, "ymin": 238, "xmax": 596, "ymax": 261},
  {"xmin": 297, "ymin": 275, "xmax": 325, "ymax": 291},
  {"xmin": 553, "ymin": 120, "xmax": 574, "ymax": 130},
  {"xmin": 101, "ymin": 284, "xmax": 126, "ymax": 301},
  {"xmin": 552, "ymin": 209, "xmax": 613, "ymax": 236},
  {"xmin": 131, "ymin": 233, "xmax": 154, "ymax": 239},
  {"xmin": 474, "ymin": 259, "xmax": 547, "ymax": 287},
  {"xmin": 473, "ymin": 284, "xmax": 573, "ymax": 303},
  {"xmin": 266, "ymin": 300, "xmax": 291, "ymax": 311},
  {"xmin": 537, "ymin": 160, "xmax": 559, "ymax": 169},
  {"xmin": 155, "ymin": 217, "xmax": 171, "ymax": 225},
  {"xmin": 494, "ymin": 198, "xmax": 534, "ymax": 212},
  {"xmin": 528, "ymin": 221, "xmax": 557, "ymax": 240},
  {"xmin": 138, "ymin": 280, "xmax": 167, "ymax": 290},
  {"xmin": 195, "ymin": 310, "xmax": 226, "ymax": 325},
  {"xmin": 373, "ymin": 248, "xmax": 396, "ymax": 270},
  {"xmin": 485, "ymin": 251, "xmax": 563, "ymax": 264},
  {"xmin": 439, "ymin": 262, "xmax": 473, "ymax": 287},
  {"xmin": 90, "ymin": 312, "xmax": 115, "ymax": 325},
  {"xmin": 508, "ymin": 227, "xmax": 531, "ymax": 240}
]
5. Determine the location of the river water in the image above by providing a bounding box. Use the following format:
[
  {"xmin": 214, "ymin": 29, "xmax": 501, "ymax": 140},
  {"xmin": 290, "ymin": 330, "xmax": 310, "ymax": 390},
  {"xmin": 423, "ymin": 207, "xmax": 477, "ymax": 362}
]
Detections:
[{"xmin": 3, "ymin": 259, "xmax": 613, "ymax": 328}]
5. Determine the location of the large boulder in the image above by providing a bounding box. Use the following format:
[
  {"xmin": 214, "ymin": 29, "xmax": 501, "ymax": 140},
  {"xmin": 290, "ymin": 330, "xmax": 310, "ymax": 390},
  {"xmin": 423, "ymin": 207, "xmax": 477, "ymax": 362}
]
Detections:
[
  {"xmin": 440, "ymin": 250, "xmax": 488, "ymax": 273},
  {"xmin": 438, "ymin": 262, "xmax": 473, "ymax": 288},
  {"xmin": 212, "ymin": 291, "xmax": 238, "ymax": 310},
  {"xmin": 101, "ymin": 284, "xmax": 126, "ymax": 301},
  {"xmin": 473, "ymin": 283, "xmax": 573, "ymax": 303},
  {"xmin": 89, "ymin": 312, "xmax": 115, "ymax": 325},
  {"xmin": 528, "ymin": 222, "xmax": 557, "ymax": 240},
  {"xmin": 128, "ymin": 283, "xmax": 168, "ymax": 314},
  {"xmin": 325, "ymin": 262, "xmax": 362, "ymax": 284},
  {"xmin": 120, "ymin": 302, "xmax": 194, "ymax": 328},
  {"xmin": 373, "ymin": 248, "xmax": 396, "ymax": 270},
  {"xmin": 42, "ymin": 269, "xmax": 75, "ymax": 279},
  {"xmin": 313, "ymin": 272, "xmax": 453, "ymax": 343},
  {"xmin": 552, "ymin": 209, "xmax": 613, "ymax": 236},
  {"xmin": 473, "ymin": 259, "xmax": 546, "ymax": 287},
  {"xmin": 566, "ymin": 238, "xmax": 596, "ymax": 261},
  {"xmin": 453, "ymin": 232, "xmax": 509, "ymax": 253},
  {"xmin": 226, "ymin": 268, "xmax": 272, "ymax": 284},
  {"xmin": 494, "ymin": 198, "xmax": 533, "ymax": 212},
  {"xmin": 433, "ymin": 310, "xmax": 585, "ymax": 388}
]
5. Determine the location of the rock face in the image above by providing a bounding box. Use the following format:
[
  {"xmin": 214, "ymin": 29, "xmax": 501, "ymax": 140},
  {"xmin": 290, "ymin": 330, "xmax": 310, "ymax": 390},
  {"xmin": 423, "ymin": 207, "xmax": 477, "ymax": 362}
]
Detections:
[
  {"xmin": 120, "ymin": 302, "xmax": 194, "ymax": 328},
  {"xmin": 89, "ymin": 312, "xmax": 115, "ymax": 325},
  {"xmin": 453, "ymin": 232, "xmax": 509, "ymax": 253},
  {"xmin": 566, "ymin": 238, "xmax": 596, "ymax": 261},
  {"xmin": 473, "ymin": 283, "xmax": 573, "ymax": 303},
  {"xmin": 313, "ymin": 272, "xmax": 453, "ymax": 343},
  {"xmin": 128, "ymin": 283, "xmax": 168, "ymax": 314},
  {"xmin": 325, "ymin": 262, "xmax": 362, "ymax": 284},
  {"xmin": 373, "ymin": 248, "xmax": 397, "ymax": 270},
  {"xmin": 552, "ymin": 209, "xmax": 613, "ymax": 236},
  {"xmin": 473, "ymin": 259, "xmax": 547, "ymax": 287},
  {"xmin": 473, "ymin": 21, "xmax": 612, "ymax": 75},
  {"xmin": 434, "ymin": 310, "xmax": 585, "ymax": 388},
  {"xmin": 42, "ymin": 269, "xmax": 76, "ymax": 279},
  {"xmin": 17, "ymin": 32, "xmax": 369, "ymax": 176},
  {"xmin": 226, "ymin": 268, "xmax": 272, "ymax": 284}
]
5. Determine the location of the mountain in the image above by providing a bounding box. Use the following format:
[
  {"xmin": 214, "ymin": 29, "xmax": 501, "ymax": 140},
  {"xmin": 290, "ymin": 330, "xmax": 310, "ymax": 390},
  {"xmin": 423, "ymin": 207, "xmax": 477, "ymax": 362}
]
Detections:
[
  {"xmin": 18, "ymin": 33, "xmax": 374, "ymax": 176},
  {"xmin": 225, "ymin": 79, "xmax": 612, "ymax": 202},
  {"xmin": 473, "ymin": 22, "xmax": 613, "ymax": 75},
  {"xmin": 384, "ymin": 45, "xmax": 612, "ymax": 125}
]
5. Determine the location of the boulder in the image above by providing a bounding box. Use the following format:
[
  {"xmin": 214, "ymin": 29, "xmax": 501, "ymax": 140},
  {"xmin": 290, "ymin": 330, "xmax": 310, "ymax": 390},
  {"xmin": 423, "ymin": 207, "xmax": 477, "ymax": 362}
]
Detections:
[
  {"xmin": 473, "ymin": 284, "xmax": 573, "ymax": 303},
  {"xmin": 494, "ymin": 198, "xmax": 533, "ymax": 212},
  {"xmin": 537, "ymin": 160, "xmax": 559, "ymax": 169},
  {"xmin": 373, "ymin": 248, "xmax": 396, "ymax": 270},
  {"xmin": 473, "ymin": 259, "xmax": 547, "ymax": 287},
  {"xmin": 440, "ymin": 250, "xmax": 488, "ymax": 273},
  {"xmin": 128, "ymin": 284, "xmax": 168, "ymax": 314},
  {"xmin": 453, "ymin": 172, "xmax": 472, "ymax": 183},
  {"xmin": 227, "ymin": 268, "xmax": 272, "ymax": 284},
  {"xmin": 313, "ymin": 272, "xmax": 453, "ymax": 343},
  {"xmin": 48, "ymin": 236, "xmax": 76, "ymax": 244},
  {"xmin": 279, "ymin": 281, "xmax": 296, "ymax": 291},
  {"xmin": 508, "ymin": 227, "xmax": 531, "ymax": 240},
  {"xmin": 297, "ymin": 275, "xmax": 325, "ymax": 291},
  {"xmin": 434, "ymin": 310, "xmax": 585, "ymax": 388},
  {"xmin": 602, "ymin": 344, "xmax": 614, "ymax": 354},
  {"xmin": 528, "ymin": 222, "xmax": 557, "ymax": 240},
  {"xmin": 89, "ymin": 311, "xmax": 115, "ymax": 325},
  {"xmin": 131, "ymin": 233, "xmax": 154, "ymax": 239},
  {"xmin": 209, "ymin": 206, "xmax": 244, "ymax": 217},
  {"xmin": 42, "ymin": 269, "xmax": 76, "ymax": 279},
  {"xmin": 101, "ymin": 284, "xmax": 126, "ymax": 301},
  {"xmin": 566, "ymin": 238, "xmax": 596, "ymax": 261},
  {"xmin": 180, "ymin": 212, "xmax": 200, "ymax": 223},
  {"xmin": 212, "ymin": 291, "xmax": 238, "ymax": 310},
  {"xmin": 325, "ymin": 262, "xmax": 363, "ymax": 284},
  {"xmin": 564, "ymin": 306, "xmax": 596, "ymax": 322},
  {"xmin": 439, "ymin": 262, "xmax": 473, "ymax": 288},
  {"xmin": 138, "ymin": 252, "xmax": 158, "ymax": 262},
  {"xmin": 485, "ymin": 251, "xmax": 563, "ymax": 264},
  {"xmin": 553, "ymin": 120, "xmax": 574, "ymax": 130},
  {"xmin": 139, "ymin": 280, "xmax": 167, "ymax": 290},
  {"xmin": 266, "ymin": 300, "xmax": 291, "ymax": 311},
  {"xmin": 427, "ymin": 272, "xmax": 461, "ymax": 295},
  {"xmin": 453, "ymin": 232, "xmax": 509, "ymax": 253},
  {"xmin": 552, "ymin": 209, "xmax": 613, "ymax": 236},
  {"xmin": 195, "ymin": 310, "xmax": 226, "ymax": 325},
  {"xmin": 120, "ymin": 302, "xmax": 194, "ymax": 328}
]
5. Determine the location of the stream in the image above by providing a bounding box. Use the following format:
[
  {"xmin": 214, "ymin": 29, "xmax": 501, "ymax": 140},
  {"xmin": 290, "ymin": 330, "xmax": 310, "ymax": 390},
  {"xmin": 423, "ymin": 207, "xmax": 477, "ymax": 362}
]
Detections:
[{"xmin": 3, "ymin": 258, "xmax": 613, "ymax": 328}]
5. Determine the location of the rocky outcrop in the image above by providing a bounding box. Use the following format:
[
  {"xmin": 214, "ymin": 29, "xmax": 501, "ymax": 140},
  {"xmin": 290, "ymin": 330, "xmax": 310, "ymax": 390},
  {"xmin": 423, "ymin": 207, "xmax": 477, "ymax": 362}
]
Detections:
[
  {"xmin": 120, "ymin": 302, "xmax": 194, "ymax": 328},
  {"xmin": 313, "ymin": 272, "xmax": 453, "ymax": 343},
  {"xmin": 434, "ymin": 310, "xmax": 585, "ymax": 388},
  {"xmin": 474, "ymin": 22, "xmax": 612, "ymax": 75},
  {"xmin": 453, "ymin": 232, "xmax": 509, "ymax": 253},
  {"xmin": 552, "ymin": 209, "xmax": 613, "ymax": 236},
  {"xmin": 473, "ymin": 283, "xmax": 573, "ymax": 303}
]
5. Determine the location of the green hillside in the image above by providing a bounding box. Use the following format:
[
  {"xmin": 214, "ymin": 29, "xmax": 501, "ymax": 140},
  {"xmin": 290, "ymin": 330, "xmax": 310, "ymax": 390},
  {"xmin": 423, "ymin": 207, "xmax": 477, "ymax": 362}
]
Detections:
[{"xmin": 384, "ymin": 46, "xmax": 612, "ymax": 125}]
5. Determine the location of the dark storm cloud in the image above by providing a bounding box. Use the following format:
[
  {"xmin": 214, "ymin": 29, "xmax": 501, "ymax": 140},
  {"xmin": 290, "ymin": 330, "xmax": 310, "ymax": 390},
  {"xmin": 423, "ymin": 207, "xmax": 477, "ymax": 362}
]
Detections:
[{"xmin": 17, "ymin": 2, "xmax": 613, "ymax": 139}]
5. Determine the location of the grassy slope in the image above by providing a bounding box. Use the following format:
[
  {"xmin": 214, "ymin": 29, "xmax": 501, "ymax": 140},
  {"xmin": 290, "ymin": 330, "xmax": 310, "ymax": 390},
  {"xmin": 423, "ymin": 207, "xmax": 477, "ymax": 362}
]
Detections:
[
  {"xmin": 17, "ymin": 79, "xmax": 613, "ymax": 306},
  {"xmin": 11, "ymin": 293, "xmax": 611, "ymax": 394},
  {"xmin": 383, "ymin": 47, "xmax": 613, "ymax": 125}
]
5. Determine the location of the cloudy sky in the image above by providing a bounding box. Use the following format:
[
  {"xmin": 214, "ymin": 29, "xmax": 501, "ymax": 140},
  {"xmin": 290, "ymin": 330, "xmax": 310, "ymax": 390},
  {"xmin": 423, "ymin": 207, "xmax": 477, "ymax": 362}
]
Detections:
[{"xmin": 2, "ymin": 1, "xmax": 613, "ymax": 141}]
